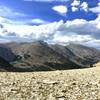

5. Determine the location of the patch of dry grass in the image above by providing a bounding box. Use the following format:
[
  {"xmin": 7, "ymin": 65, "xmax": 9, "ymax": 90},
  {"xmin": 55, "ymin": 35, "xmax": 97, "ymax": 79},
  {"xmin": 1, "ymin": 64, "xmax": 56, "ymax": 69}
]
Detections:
[{"xmin": 0, "ymin": 63, "xmax": 100, "ymax": 100}]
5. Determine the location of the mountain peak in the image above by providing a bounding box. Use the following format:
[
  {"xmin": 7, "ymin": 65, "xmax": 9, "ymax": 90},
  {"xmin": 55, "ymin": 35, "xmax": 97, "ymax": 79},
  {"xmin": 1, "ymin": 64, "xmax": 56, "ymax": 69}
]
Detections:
[{"xmin": 0, "ymin": 42, "xmax": 100, "ymax": 71}]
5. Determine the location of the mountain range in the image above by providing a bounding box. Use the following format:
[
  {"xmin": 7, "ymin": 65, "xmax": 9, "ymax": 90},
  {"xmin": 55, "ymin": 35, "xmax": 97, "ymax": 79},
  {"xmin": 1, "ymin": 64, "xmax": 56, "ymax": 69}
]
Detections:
[{"xmin": 0, "ymin": 41, "xmax": 100, "ymax": 72}]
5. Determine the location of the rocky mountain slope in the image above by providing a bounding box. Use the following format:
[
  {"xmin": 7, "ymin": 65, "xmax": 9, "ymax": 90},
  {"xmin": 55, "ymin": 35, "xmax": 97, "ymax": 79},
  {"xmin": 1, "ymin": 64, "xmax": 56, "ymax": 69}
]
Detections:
[
  {"xmin": 7, "ymin": 41, "xmax": 74, "ymax": 71},
  {"xmin": 50, "ymin": 43, "xmax": 100, "ymax": 67},
  {"xmin": 0, "ymin": 41, "xmax": 100, "ymax": 71},
  {"xmin": 0, "ymin": 44, "xmax": 15, "ymax": 62},
  {"xmin": 0, "ymin": 56, "xmax": 14, "ymax": 71}
]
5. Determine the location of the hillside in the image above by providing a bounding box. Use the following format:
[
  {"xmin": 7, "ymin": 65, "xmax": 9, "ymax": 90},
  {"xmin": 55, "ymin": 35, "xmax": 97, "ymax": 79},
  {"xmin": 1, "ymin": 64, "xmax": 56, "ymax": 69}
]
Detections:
[
  {"xmin": 0, "ymin": 62, "xmax": 100, "ymax": 99},
  {"xmin": 0, "ymin": 56, "xmax": 14, "ymax": 71},
  {"xmin": 51, "ymin": 43, "xmax": 100, "ymax": 67},
  {"xmin": 11, "ymin": 41, "xmax": 76, "ymax": 71},
  {"xmin": 0, "ymin": 41, "xmax": 99, "ymax": 71},
  {"xmin": 0, "ymin": 44, "xmax": 15, "ymax": 62}
]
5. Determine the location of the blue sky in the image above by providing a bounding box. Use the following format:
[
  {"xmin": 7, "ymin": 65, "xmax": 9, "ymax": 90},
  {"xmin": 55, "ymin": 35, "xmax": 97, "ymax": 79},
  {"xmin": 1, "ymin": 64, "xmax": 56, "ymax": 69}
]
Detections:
[
  {"xmin": 0, "ymin": 0, "xmax": 100, "ymax": 49},
  {"xmin": 0, "ymin": 0, "xmax": 99, "ymax": 23}
]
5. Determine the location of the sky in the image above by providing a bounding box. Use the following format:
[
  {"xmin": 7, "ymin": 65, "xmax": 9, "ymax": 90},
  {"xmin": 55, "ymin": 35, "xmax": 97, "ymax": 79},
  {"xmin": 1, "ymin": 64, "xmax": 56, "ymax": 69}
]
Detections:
[{"xmin": 0, "ymin": 0, "xmax": 100, "ymax": 49}]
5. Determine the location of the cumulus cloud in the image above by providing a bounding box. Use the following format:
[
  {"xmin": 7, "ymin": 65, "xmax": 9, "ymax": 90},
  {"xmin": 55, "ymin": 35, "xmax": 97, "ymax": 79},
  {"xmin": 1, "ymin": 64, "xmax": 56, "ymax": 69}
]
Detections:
[
  {"xmin": 72, "ymin": 6, "xmax": 78, "ymax": 12},
  {"xmin": 90, "ymin": 2, "xmax": 100, "ymax": 13},
  {"xmin": 71, "ymin": 1, "xmax": 88, "ymax": 12},
  {"xmin": 98, "ymin": 2, "xmax": 100, "ymax": 6},
  {"xmin": 80, "ymin": 2, "xmax": 88, "ymax": 12},
  {"xmin": 31, "ymin": 19, "xmax": 48, "ymax": 24},
  {"xmin": 0, "ymin": 14, "xmax": 100, "ymax": 48},
  {"xmin": 71, "ymin": 0, "xmax": 80, "ymax": 7},
  {"xmin": 84, "ymin": 40, "xmax": 100, "ymax": 49},
  {"xmin": 52, "ymin": 34, "xmax": 92, "ymax": 45},
  {"xmin": 0, "ymin": 0, "xmax": 99, "ymax": 49},
  {"xmin": 52, "ymin": 5, "xmax": 67, "ymax": 15}
]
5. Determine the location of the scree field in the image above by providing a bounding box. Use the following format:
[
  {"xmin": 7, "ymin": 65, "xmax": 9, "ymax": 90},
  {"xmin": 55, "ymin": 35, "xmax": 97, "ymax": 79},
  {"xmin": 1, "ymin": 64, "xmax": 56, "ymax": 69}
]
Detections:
[{"xmin": 0, "ymin": 63, "xmax": 100, "ymax": 100}]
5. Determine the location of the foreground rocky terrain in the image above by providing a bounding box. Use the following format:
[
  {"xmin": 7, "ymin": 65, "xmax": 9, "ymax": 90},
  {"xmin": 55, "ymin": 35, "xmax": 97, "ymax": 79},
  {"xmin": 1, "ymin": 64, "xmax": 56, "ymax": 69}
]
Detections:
[{"xmin": 0, "ymin": 62, "xmax": 100, "ymax": 100}]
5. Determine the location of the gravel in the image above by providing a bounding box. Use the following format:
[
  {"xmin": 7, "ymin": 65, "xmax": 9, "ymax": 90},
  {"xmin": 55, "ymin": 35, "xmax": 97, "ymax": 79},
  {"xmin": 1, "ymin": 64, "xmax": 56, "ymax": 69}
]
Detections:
[{"xmin": 0, "ymin": 63, "xmax": 100, "ymax": 100}]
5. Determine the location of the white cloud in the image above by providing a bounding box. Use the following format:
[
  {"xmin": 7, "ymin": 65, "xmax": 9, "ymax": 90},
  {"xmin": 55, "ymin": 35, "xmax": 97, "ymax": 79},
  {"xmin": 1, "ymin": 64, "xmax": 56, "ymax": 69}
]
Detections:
[
  {"xmin": 80, "ymin": 2, "xmax": 88, "ymax": 12},
  {"xmin": 98, "ymin": 2, "xmax": 100, "ymax": 6},
  {"xmin": 0, "ymin": 15, "xmax": 100, "ymax": 48},
  {"xmin": 89, "ymin": 2, "xmax": 100, "ymax": 13},
  {"xmin": 52, "ymin": 5, "xmax": 67, "ymax": 14},
  {"xmin": 72, "ymin": 6, "xmax": 78, "ymax": 12},
  {"xmin": 31, "ymin": 19, "xmax": 48, "ymax": 24},
  {"xmin": 71, "ymin": 0, "xmax": 80, "ymax": 7},
  {"xmin": 71, "ymin": 1, "xmax": 88, "ymax": 12},
  {"xmin": 52, "ymin": 34, "xmax": 92, "ymax": 45},
  {"xmin": 90, "ymin": 4, "xmax": 100, "ymax": 13}
]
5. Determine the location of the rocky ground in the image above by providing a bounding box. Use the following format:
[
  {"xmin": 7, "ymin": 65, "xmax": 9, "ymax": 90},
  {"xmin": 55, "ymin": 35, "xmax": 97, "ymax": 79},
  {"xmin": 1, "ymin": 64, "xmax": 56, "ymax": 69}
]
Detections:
[{"xmin": 0, "ymin": 63, "xmax": 100, "ymax": 100}]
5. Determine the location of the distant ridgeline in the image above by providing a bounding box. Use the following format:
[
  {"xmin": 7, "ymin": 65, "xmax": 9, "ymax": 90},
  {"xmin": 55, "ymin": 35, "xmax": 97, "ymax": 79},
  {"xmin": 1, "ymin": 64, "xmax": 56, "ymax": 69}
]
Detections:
[{"xmin": 0, "ymin": 41, "xmax": 100, "ymax": 72}]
